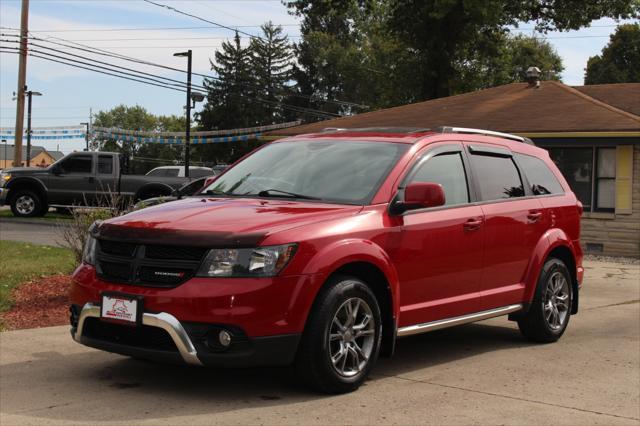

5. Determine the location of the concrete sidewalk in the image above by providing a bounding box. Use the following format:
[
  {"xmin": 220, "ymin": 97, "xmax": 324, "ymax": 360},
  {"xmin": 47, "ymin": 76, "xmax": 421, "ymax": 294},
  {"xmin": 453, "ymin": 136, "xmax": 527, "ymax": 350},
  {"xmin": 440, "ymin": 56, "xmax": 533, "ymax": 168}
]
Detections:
[{"xmin": 1, "ymin": 260, "xmax": 638, "ymax": 425}]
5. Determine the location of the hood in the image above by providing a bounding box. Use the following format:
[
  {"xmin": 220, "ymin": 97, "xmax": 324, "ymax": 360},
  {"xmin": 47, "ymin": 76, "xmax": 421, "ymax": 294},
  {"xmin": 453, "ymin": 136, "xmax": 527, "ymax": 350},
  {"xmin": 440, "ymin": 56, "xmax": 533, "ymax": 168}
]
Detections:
[
  {"xmin": 3, "ymin": 167, "xmax": 50, "ymax": 175},
  {"xmin": 95, "ymin": 197, "xmax": 362, "ymax": 247}
]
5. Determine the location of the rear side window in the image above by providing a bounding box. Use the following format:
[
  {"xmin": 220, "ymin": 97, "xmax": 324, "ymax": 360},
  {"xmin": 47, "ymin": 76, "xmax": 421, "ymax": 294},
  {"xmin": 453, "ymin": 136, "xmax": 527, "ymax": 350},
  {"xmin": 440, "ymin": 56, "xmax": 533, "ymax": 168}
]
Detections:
[
  {"xmin": 515, "ymin": 153, "xmax": 564, "ymax": 195},
  {"xmin": 97, "ymin": 156, "xmax": 113, "ymax": 174},
  {"xmin": 409, "ymin": 152, "xmax": 469, "ymax": 206},
  {"xmin": 164, "ymin": 168, "xmax": 180, "ymax": 177},
  {"xmin": 470, "ymin": 154, "xmax": 524, "ymax": 201}
]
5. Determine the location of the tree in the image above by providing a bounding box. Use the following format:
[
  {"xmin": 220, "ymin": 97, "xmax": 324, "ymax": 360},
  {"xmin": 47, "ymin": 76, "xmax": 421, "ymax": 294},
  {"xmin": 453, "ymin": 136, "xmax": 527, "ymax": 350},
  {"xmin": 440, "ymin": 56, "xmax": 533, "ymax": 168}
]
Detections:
[
  {"xmin": 456, "ymin": 34, "xmax": 564, "ymax": 92},
  {"xmin": 585, "ymin": 23, "xmax": 640, "ymax": 84},
  {"xmin": 93, "ymin": 105, "xmax": 186, "ymax": 174},
  {"xmin": 250, "ymin": 21, "xmax": 294, "ymax": 122},
  {"xmin": 288, "ymin": 0, "xmax": 638, "ymax": 103},
  {"xmin": 198, "ymin": 32, "xmax": 257, "ymax": 131},
  {"xmin": 387, "ymin": 0, "xmax": 638, "ymax": 99}
]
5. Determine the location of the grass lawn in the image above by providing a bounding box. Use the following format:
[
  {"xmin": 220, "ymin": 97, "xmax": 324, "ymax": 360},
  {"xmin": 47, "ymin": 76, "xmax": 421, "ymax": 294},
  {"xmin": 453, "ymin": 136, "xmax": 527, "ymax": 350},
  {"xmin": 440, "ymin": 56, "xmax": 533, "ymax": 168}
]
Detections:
[
  {"xmin": 0, "ymin": 241, "xmax": 76, "ymax": 313},
  {"xmin": 0, "ymin": 209, "xmax": 72, "ymax": 221}
]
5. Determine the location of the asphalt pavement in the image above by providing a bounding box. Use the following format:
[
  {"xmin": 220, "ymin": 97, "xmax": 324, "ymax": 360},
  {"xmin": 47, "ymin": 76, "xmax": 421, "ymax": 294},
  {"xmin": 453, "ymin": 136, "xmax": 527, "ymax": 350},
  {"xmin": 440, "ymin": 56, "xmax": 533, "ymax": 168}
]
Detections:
[
  {"xmin": 0, "ymin": 219, "xmax": 65, "ymax": 247},
  {"xmin": 1, "ymin": 260, "xmax": 639, "ymax": 425}
]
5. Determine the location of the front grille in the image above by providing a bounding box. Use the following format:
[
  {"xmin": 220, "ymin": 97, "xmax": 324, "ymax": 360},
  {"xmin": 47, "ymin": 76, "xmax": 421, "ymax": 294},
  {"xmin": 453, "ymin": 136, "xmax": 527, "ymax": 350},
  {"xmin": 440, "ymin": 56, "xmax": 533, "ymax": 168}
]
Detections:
[
  {"xmin": 145, "ymin": 245, "xmax": 207, "ymax": 261},
  {"xmin": 83, "ymin": 317, "xmax": 178, "ymax": 352},
  {"xmin": 96, "ymin": 240, "xmax": 204, "ymax": 288},
  {"xmin": 99, "ymin": 240, "xmax": 137, "ymax": 257}
]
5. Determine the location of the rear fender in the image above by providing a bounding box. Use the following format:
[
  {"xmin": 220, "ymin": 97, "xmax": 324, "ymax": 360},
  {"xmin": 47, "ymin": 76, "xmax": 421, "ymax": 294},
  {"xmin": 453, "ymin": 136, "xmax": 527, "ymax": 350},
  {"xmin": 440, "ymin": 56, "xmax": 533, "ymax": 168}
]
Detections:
[{"xmin": 522, "ymin": 228, "xmax": 578, "ymax": 305}]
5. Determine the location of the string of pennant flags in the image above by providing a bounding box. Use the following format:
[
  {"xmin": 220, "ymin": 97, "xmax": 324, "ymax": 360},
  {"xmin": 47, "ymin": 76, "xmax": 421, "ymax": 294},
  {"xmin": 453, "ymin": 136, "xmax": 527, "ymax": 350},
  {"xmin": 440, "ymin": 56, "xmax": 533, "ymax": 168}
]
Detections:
[
  {"xmin": 0, "ymin": 125, "xmax": 86, "ymax": 141},
  {"xmin": 93, "ymin": 120, "xmax": 302, "ymax": 145},
  {"xmin": 0, "ymin": 121, "xmax": 301, "ymax": 144}
]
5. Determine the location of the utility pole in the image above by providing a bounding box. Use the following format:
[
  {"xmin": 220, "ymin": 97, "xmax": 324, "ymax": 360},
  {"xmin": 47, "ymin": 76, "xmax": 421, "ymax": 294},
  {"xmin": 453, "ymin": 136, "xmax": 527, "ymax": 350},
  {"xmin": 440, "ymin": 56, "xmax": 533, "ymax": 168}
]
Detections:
[
  {"xmin": 80, "ymin": 122, "xmax": 89, "ymax": 151},
  {"xmin": 25, "ymin": 89, "xmax": 42, "ymax": 167},
  {"xmin": 173, "ymin": 49, "xmax": 192, "ymax": 178},
  {"xmin": 13, "ymin": 0, "xmax": 29, "ymax": 167}
]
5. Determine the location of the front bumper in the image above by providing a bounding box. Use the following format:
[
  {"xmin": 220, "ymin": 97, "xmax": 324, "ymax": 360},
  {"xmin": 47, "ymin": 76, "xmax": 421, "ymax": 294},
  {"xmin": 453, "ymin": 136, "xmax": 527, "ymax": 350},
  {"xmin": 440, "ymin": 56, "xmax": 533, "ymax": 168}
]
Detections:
[
  {"xmin": 0, "ymin": 187, "xmax": 8, "ymax": 206},
  {"xmin": 71, "ymin": 303, "xmax": 301, "ymax": 367}
]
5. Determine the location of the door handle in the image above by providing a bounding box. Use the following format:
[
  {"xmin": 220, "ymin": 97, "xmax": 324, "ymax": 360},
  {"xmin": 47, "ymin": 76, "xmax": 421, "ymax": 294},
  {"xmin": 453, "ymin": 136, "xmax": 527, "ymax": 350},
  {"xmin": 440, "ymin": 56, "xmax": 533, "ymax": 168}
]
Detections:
[
  {"xmin": 527, "ymin": 211, "xmax": 542, "ymax": 223},
  {"xmin": 464, "ymin": 218, "xmax": 483, "ymax": 231}
]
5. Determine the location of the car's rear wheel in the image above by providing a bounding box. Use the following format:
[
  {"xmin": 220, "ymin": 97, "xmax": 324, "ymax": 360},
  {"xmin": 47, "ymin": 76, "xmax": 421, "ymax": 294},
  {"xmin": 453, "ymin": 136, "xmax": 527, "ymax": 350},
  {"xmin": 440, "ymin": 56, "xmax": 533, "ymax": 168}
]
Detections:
[
  {"xmin": 10, "ymin": 190, "xmax": 45, "ymax": 218},
  {"xmin": 518, "ymin": 258, "xmax": 572, "ymax": 343},
  {"xmin": 295, "ymin": 275, "xmax": 382, "ymax": 394}
]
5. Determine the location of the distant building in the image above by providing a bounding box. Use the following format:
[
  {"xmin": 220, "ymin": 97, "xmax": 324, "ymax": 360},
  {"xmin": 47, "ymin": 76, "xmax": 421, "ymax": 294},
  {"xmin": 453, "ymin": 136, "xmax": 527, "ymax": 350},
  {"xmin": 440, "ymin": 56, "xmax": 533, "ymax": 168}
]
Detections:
[
  {"xmin": 266, "ymin": 81, "xmax": 640, "ymax": 258},
  {"xmin": 0, "ymin": 145, "xmax": 64, "ymax": 169}
]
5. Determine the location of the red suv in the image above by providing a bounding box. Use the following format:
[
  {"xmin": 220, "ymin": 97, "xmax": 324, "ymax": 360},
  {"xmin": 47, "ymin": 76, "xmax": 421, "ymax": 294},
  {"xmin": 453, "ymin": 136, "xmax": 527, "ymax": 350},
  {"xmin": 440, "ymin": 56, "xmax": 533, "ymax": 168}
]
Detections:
[{"xmin": 70, "ymin": 127, "xmax": 583, "ymax": 393}]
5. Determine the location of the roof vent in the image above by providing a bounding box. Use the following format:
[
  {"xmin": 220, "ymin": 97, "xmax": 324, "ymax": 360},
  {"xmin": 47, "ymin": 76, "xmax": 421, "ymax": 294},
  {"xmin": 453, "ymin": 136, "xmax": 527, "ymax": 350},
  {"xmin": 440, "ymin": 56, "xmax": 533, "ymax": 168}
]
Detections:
[{"xmin": 526, "ymin": 66, "xmax": 541, "ymax": 88}]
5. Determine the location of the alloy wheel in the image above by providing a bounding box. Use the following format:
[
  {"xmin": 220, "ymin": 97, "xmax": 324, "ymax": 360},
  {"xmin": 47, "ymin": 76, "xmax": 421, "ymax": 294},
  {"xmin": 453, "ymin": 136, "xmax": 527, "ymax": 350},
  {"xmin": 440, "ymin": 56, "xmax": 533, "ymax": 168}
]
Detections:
[
  {"xmin": 328, "ymin": 297, "xmax": 375, "ymax": 377},
  {"xmin": 544, "ymin": 271, "xmax": 570, "ymax": 330},
  {"xmin": 15, "ymin": 195, "xmax": 35, "ymax": 215}
]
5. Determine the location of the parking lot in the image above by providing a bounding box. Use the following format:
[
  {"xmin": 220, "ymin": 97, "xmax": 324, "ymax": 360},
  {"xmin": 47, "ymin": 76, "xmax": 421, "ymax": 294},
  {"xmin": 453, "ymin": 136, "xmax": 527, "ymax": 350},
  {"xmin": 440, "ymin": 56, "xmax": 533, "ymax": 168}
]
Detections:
[{"xmin": 1, "ymin": 259, "xmax": 638, "ymax": 425}]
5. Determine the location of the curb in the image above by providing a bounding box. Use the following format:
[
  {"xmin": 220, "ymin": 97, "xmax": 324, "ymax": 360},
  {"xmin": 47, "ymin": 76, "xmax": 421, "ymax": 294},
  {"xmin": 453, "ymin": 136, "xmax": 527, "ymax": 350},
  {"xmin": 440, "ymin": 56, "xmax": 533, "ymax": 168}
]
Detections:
[{"xmin": 0, "ymin": 218, "xmax": 70, "ymax": 228}]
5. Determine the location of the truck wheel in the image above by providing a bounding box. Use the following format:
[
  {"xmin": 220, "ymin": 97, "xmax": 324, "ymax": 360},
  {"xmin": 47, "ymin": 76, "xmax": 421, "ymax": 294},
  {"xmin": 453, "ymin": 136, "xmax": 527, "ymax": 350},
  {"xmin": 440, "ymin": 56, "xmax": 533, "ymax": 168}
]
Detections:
[
  {"xmin": 10, "ymin": 190, "xmax": 44, "ymax": 218},
  {"xmin": 295, "ymin": 275, "xmax": 382, "ymax": 394},
  {"xmin": 518, "ymin": 258, "xmax": 572, "ymax": 343}
]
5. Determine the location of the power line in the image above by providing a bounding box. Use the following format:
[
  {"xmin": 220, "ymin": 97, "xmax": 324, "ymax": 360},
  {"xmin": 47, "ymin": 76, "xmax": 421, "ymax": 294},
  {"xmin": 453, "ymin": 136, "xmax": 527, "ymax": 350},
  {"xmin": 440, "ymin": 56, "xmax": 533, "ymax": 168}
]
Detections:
[
  {"xmin": 141, "ymin": 0, "xmax": 266, "ymax": 41},
  {"xmin": 2, "ymin": 25, "xmax": 300, "ymax": 32},
  {"xmin": 0, "ymin": 46, "xmax": 340, "ymax": 119},
  {"xmin": 1, "ymin": 32, "xmax": 367, "ymax": 108}
]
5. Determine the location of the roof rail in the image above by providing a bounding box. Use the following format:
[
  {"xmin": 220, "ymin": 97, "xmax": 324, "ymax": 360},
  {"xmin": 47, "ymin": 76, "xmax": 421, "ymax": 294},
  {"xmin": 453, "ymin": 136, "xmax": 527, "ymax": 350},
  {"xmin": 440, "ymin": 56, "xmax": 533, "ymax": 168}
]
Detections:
[
  {"xmin": 321, "ymin": 127, "xmax": 433, "ymax": 134},
  {"xmin": 436, "ymin": 126, "xmax": 534, "ymax": 145}
]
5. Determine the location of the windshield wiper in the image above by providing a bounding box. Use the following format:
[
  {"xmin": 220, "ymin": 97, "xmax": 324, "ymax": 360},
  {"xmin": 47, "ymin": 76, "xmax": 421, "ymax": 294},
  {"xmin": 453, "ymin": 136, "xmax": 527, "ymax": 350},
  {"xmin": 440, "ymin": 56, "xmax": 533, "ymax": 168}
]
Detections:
[{"xmin": 257, "ymin": 189, "xmax": 321, "ymax": 200}]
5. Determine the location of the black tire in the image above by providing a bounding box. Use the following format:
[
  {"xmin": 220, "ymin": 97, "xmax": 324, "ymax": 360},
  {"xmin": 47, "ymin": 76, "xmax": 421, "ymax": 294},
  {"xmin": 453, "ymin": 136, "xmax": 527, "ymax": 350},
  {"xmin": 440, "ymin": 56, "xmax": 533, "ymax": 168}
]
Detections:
[
  {"xmin": 295, "ymin": 275, "xmax": 382, "ymax": 394},
  {"xmin": 10, "ymin": 190, "xmax": 45, "ymax": 218},
  {"xmin": 518, "ymin": 258, "xmax": 573, "ymax": 343}
]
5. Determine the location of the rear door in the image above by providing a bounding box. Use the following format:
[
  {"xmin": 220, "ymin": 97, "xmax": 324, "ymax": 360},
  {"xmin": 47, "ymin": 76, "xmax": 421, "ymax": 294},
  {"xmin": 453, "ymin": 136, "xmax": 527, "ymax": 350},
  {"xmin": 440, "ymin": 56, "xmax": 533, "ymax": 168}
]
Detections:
[
  {"xmin": 395, "ymin": 143, "xmax": 485, "ymax": 327},
  {"xmin": 95, "ymin": 154, "xmax": 118, "ymax": 204},
  {"xmin": 465, "ymin": 143, "xmax": 544, "ymax": 310}
]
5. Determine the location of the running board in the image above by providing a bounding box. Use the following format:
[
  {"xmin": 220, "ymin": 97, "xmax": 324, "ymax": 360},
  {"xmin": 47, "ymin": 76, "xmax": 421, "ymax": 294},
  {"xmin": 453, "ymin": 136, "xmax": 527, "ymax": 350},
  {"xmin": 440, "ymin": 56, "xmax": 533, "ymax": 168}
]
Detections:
[{"xmin": 397, "ymin": 304, "xmax": 523, "ymax": 337}]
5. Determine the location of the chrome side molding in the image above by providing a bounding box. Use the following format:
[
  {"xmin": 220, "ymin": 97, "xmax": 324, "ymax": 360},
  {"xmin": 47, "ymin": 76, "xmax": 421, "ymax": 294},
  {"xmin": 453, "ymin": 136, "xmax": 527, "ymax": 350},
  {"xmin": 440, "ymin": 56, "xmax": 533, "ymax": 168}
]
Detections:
[
  {"xmin": 397, "ymin": 304, "xmax": 523, "ymax": 337},
  {"xmin": 73, "ymin": 302, "xmax": 203, "ymax": 366}
]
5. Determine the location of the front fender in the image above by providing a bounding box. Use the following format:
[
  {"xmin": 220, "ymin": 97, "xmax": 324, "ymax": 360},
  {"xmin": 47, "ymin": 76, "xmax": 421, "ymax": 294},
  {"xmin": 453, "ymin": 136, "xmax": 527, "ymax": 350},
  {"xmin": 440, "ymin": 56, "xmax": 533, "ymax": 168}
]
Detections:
[
  {"xmin": 300, "ymin": 238, "xmax": 401, "ymax": 319},
  {"xmin": 522, "ymin": 228, "xmax": 579, "ymax": 303}
]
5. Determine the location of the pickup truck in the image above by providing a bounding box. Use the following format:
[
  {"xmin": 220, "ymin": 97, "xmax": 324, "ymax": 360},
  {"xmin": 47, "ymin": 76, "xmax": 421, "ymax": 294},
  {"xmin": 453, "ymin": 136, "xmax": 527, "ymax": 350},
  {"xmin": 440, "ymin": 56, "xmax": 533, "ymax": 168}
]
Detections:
[{"xmin": 0, "ymin": 151, "xmax": 199, "ymax": 217}]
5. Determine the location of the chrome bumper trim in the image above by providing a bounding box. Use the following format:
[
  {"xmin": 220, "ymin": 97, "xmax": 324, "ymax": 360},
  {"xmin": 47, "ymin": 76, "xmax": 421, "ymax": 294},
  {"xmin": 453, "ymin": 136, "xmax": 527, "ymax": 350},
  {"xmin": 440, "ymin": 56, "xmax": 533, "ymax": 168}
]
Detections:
[
  {"xmin": 73, "ymin": 302, "xmax": 203, "ymax": 366},
  {"xmin": 397, "ymin": 304, "xmax": 523, "ymax": 337}
]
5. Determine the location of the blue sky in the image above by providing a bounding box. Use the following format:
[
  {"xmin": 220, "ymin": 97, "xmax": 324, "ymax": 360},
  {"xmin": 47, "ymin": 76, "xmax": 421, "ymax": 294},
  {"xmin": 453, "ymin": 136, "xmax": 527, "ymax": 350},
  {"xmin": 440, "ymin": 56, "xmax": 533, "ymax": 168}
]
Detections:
[{"xmin": 0, "ymin": 0, "xmax": 636, "ymax": 153}]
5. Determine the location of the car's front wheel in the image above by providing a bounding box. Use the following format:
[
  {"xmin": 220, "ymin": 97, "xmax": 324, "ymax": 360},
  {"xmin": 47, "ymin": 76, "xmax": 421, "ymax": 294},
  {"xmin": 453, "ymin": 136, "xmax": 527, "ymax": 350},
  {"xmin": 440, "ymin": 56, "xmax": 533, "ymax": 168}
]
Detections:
[
  {"xmin": 10, "ymin": 190, "xmax": 46, "ymax": 217},
  {"xmin": 295, "ymin": 275, "xmax": 382, "ymax": 394},
  {"xmin": 518, "ymin": 257, "xmax": 573, "ymax": 343}
]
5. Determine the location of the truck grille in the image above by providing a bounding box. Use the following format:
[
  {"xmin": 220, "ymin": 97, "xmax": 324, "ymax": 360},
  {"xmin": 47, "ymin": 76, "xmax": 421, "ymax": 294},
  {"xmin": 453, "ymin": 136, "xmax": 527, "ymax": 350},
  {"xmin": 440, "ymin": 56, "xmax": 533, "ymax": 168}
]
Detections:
[{"xmin": 96, "ymin": 240, "xmax": 206, "ymax": 288}]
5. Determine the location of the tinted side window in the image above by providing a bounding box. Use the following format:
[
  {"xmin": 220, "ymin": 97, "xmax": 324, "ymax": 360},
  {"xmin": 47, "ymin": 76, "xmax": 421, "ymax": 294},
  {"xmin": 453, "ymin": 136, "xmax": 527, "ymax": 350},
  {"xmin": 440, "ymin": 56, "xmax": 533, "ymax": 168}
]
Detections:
[
  {"xmin": 515, "ymin": 153, "xmax": 564, "ymax": 195},
  {"xmin": 97, "ymin": 156, "xmax": 113, "ymax": 174},
  {"xmin": 471, "ymin": 154, "xmax": 524, "ymax": 201},
  {"xmin": 60, "ymin": 155, "xmax": 92, "ymax": 174},
  {"xmin": 190, "ymin": 168, "xmax": 214, "ymax": 178},
  {"xmin": 165, "ymin": 168, "xmax": 180, "ymax": 177},
  {"xmin": 410, "ymin": 153, "xmax": 469, "ymax": 206},
  {"xmin": 146, "ymin": 169, "xmax": 164, "ymax": 176}
]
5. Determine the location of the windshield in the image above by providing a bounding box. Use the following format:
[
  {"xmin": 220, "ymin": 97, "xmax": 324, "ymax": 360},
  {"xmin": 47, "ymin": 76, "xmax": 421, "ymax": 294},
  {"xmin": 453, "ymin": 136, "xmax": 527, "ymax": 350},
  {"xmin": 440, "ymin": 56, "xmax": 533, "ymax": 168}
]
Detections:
[{"xmin": 201, "ymin": 140, "xmax": 408, "ymax": 204}]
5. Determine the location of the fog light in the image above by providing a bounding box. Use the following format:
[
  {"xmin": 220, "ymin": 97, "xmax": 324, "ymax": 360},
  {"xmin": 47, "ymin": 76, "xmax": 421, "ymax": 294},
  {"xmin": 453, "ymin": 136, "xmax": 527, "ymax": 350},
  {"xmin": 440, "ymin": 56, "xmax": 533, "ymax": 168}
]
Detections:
[{"xmin": 218, "ymin": 330, "xmax": 232, "ymax": 347}]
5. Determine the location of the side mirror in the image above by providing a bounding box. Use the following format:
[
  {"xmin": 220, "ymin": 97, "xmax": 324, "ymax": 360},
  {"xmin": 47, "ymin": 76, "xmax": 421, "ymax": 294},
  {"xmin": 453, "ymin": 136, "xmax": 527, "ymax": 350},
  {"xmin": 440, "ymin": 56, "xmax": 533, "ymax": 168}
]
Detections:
[{"xmin": 404, "ymin": 182, "xmax": 445, "ymax": 209}]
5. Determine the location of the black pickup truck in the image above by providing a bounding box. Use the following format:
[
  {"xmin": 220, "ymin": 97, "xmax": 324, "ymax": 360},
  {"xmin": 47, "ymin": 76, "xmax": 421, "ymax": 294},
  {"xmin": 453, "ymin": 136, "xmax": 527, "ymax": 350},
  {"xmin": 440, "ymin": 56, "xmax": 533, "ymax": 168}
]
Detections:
[{"xmin": 0, "ymin": 151, "xmax": 201, "ymax": 217}]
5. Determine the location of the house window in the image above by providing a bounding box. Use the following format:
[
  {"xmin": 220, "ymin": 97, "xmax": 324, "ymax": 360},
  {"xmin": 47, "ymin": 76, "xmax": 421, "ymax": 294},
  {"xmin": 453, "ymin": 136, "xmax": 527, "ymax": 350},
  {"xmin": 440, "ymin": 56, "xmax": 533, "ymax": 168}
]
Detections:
[
  {"xmin": 595, "ymin": 148, "xmax": 616, "ymax": 212},
  {"xmin": 546, "ymin": 146, "xmax": 616, "ymax": 213}
]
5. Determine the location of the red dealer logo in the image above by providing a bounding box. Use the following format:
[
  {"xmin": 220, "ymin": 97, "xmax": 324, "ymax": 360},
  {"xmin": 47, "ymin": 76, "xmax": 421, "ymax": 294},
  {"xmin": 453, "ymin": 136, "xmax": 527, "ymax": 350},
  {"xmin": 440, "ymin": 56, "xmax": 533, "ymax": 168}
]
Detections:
[{"xmin": 106, "ymin": 300, "xmax": 133, "ymax": 321}]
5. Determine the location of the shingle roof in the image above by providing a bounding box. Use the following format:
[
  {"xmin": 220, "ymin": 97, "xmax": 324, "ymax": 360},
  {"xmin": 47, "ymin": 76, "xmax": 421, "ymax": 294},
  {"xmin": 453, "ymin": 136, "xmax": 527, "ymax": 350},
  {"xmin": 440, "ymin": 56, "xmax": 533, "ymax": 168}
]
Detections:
[
  {"xmin": 0, "ymin": 145, "xmax": 47, "ymax": 161},
  {"xmin": 268, "ymin": 81, "xmax": 640, "ymax": 137},
  {"xmin": 574, "ymin": 83, "xmax": 640, "ymax": 116}
]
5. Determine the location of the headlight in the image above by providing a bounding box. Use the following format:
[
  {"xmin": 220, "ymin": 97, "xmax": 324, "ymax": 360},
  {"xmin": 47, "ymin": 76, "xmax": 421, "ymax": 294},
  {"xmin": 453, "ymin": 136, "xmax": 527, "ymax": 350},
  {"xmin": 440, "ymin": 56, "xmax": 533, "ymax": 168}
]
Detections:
[
  {"xmin": 82, "ymin": 234, "xmax": 97, "ymax": 265},
  {"xmin": 0, "ymin": 172, "xmax": 10, "ymax": 187},
  {"xmin": 197, "ymin": 244, "xmax": 297, "ymax": 277}
]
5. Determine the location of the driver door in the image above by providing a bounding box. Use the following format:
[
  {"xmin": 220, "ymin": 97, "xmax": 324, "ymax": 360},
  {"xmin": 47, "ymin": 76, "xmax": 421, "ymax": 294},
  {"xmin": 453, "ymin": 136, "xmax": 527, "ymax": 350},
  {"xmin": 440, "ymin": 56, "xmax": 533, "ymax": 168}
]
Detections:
[{"xmin": 48, "ymin": 154, "xmax": 96, "ymax": 205}]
